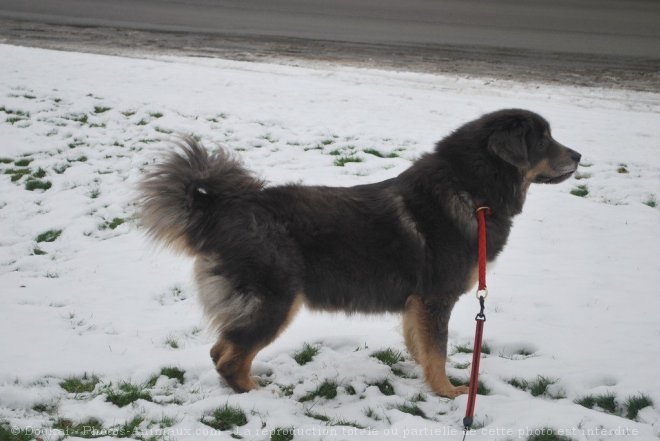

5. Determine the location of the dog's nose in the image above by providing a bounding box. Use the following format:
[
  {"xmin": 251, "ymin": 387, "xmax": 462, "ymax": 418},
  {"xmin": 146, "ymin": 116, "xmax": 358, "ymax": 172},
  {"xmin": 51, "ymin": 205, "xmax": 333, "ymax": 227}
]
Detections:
[{"xmin": 568, "ymin": 149, "xmax": 581, "ymax": 163}]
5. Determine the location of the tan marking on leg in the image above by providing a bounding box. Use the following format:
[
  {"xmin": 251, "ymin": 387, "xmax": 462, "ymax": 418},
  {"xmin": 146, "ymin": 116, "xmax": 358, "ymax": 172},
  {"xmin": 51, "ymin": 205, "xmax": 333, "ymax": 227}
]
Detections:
[
  {"xmin": 464, "ymin": 265, "xmax": 479, "ymax": 292},
  {"xmin": 403, "ymin": 295, "xmax": 468, "ymax": 398},
  {"xmin": 216, "ymin": 341, "xmax": 259, "ymax": 392},
  {"xmin": 403, "ymin": 297, "xmax": 421, "ymax": 363},
  {"xmin": 214, "ymin": 294, "xmax": 304, "ymax": 393},
  {"xmin": 210, "ymin": 338, "xmax": 228, "ymax": 365}
]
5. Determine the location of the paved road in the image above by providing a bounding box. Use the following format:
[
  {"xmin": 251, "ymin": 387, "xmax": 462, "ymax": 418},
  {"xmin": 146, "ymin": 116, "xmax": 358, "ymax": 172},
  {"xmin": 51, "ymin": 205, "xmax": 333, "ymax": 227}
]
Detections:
[
  {"xmin": 1, "ymin": 0, "xmax": 659, "ymax": 58},
  {"xmin": 0, "ymin": 0, "xmax": 658, "ymax": 91}
]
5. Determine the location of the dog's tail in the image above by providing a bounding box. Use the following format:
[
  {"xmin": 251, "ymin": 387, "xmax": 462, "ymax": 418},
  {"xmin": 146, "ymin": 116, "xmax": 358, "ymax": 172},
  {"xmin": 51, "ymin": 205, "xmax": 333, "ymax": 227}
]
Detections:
[{"xmin": 137, "ymin": 136, "xmax": 264, "ymax": 255}]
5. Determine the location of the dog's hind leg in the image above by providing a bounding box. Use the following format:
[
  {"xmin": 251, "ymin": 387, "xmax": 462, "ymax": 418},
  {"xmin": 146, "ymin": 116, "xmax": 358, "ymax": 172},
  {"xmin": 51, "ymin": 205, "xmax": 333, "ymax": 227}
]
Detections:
[
  {"xmin": 403, "ymin": 295, "xmax": 468, "ymax": 398},
  {"xmin": 212, "ymin": 293, "xmax": 303, "ymax": 393}
]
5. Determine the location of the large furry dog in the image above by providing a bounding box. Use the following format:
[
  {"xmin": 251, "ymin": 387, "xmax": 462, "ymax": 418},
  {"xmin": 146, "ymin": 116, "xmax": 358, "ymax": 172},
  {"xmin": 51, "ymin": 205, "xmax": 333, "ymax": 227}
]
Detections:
[{"xmin": 138, "ymin": 109, "xmax": 580, "ymax": 398}]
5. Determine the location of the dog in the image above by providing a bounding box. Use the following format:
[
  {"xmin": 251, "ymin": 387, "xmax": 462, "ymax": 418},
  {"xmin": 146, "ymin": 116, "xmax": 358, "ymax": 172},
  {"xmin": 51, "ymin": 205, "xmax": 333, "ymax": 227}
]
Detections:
[{"xmin": 138, "ymin": 109, "xmax": 581, "ymax": 398}]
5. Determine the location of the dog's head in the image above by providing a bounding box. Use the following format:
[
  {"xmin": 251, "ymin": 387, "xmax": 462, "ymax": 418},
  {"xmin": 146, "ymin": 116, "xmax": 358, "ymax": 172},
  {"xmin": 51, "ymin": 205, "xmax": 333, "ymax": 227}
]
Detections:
[{"xmin": 485, "ymin": 109, "xmax": 581, "ymax": 184}]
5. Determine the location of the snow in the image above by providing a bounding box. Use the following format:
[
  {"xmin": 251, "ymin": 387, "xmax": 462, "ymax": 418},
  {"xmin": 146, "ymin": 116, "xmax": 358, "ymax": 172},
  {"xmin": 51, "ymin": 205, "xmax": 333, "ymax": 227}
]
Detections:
[{"xmin": 1, "ymin": 43, "xmax": 659, "ymax": 440}]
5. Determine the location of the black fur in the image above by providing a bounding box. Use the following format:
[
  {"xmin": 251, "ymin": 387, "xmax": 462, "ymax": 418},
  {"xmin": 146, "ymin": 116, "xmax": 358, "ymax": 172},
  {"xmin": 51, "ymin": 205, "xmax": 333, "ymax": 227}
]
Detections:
[{"xmin": 138, "ymin": 109, "xmax": 580, "ymax": 395}]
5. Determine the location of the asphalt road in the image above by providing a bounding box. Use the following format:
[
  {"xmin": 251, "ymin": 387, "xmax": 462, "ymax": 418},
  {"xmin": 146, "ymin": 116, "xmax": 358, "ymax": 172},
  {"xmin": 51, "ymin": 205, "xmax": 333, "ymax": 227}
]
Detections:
[
  {"xmin": 1, "ymin": 0, "xmax": 659, "ymax": 58},
  {"xmin": 1, "ymin": 0, "xmax": 659, "ymax": 91}
]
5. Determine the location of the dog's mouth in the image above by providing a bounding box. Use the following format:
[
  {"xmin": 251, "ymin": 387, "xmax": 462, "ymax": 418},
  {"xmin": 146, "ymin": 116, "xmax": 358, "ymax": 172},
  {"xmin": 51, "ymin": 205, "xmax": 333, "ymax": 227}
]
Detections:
[{"xmin": 534, "ymin": 169, "xmax": 576, "ymax": 184}]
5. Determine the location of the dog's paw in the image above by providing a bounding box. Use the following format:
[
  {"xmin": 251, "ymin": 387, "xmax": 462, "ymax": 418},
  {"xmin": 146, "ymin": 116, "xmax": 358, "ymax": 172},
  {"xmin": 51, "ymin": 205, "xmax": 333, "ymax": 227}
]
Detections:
[{"xmin": 436, "ymin": 385, "xmax": 469, "ymax": 398}]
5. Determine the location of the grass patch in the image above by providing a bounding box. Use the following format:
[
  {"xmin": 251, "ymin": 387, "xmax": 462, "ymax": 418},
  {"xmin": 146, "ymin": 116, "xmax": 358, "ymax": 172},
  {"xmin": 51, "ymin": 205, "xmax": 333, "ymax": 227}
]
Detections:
[
  {"xmin": 155, "ymin": 126, "xmax": 173, "ymax": 134},
  {"xmin": 454, "ymin": 342, "xmax": 489, "ymax": 354},
  {"xmin": 570, "ymin": 185, "xmax": 589, "ymax": 197},
  {"xmin": 149, "ymin": 366, "xmax": 185, "ymax": 386},
  {"xmin": 396, "ymin": 403, "xmax": 426, "ymax": 418},
  {"xmin": 149, "ymin": 112, "xmax": 164, "ymax": 118},
  {"xmin": 25, "ymin": 179, "xmax": 52, "ymax": 191},
  {"xmin": 293, "ymin": 343, "xmax": 319, "ymax": 365},
  {"xmin": 14, "ymin": 158, "xmax": 32, "ymax": 167},
  {"xmin": 121, "ymin": 110, "xmax": 136, "ymax": 117},
  {"xmin": 363, "ymin": 148, "xmax": 384, "ymax": 157},
  {"xmin": 304, "ymin": 411, "xmax": 364, "ymax": 428},
  {"xmin": 371, "ymin": 348, "xmax": 404, "ymax": 366},
  {"xmin": 509, "ymin": 375, "xmax": 560, "ymax": 398},
  {"xmin": 624, "ymin": 394, "xmax": 653, "ymax": 420},
  {"xmin": 410, "ymin": 392, "xmax": 426, "ymax": 402},
  {"xmin": 391, "ymin": 367, "xmax": 417, "ymax": 379},
  {"xmin": 529, "ymin": 376, "xmax": 557, "ymax": 397},
  {"xmin": 32, "ymin": 246, "xmax": 47, "ymax": 255},
  {"xmin": 36, "ymin": 229, "xmax": 62, "ymax": 243},
  {"xmin": 32, "ymin": 168, "xmax": 47, "ymax": 179},
  {"xmin": 160, "ymin": 366, "xmax": 185, "ymax": 383},
  {"xmin": 453, "ymin": 344, "xmax": 473, "ymax": 354},
  {"xmin": 1, "ymin": 108, "xmax": 29, "ymax": 116},
  {"xmin": 201, "ymin": 404, "xmax": 248, "ymax": 430},
  {"xmin": 370, "ymin": 379, "xmax": 395, "ymax": 396},
  {"xmin": 449, "ymin": 376, "xmax": 490, "ymax": 395},
  {"xmin": 105, "ymin": 382, "xmax": 152, "ymax": 407},
  {"xmin": 576, "ymin": 392, "xmax": 617, "ymax": 413},
  {"xmin": 644, "ymin": 195, "xmax": 656, "ymax": 208},
  {"xmin": 68, "ymin": 140, "xmax": 85, "ymax": 149},
  {"xmin": 508, "ymin": 377, "xmax": 529, "ymax": 391},
  {"xmin": 136, "ymin": 119, "xmax": 149, "ymax": 126},
  {"xmin": 157, "ymin": 416, "xmax": 178, "ymax": 429},
  {"xmin": 108, "ymin": 217, "xmax": 125, "ymax": 230},
  {"xmin": 279, "ymin": 384, "xmax": 295, "ymax": 397},
  {"xmin": 5, "ymin": 168, "xmax": 31, "ymax": 181},
  {"xmin": 165, "ymin": 337, "xmax": 179, "ymax": 349},
  {"xmin": 300, "ymin": 379, "xmax": 338, "ymax": 401},
  {"xmin": 54, "ymin": 164, "xmax": 70, "ymax": 174},
  {"xmin": 32, "ymin": 403, "xmax": 55, "ymax": 413},
  {"xmin": 100, "ymin": 217, "xmax": 125, "ymax": 230},
  {"xmin": 304, "ymin": 411, "xmax": 330, "ymax": 422},
  {"xmin": 53, "ymin": 418, "xmax": 104, "ymax": 438},
  {"xmin": 331, "ymin": 419, "xmax": 365, "ymax": 429},
  {"xmin": 364, "ymin": 407, "xmax": 381, "ymax": 421},
  {"xmin": 116, "ymin": 416, "xmax": 144, "ymax": 439},
  {"xmin": 0, "ymin": 424, "xmax": 35, "ymax": 441},
  {"xmin": 617, "ymin": 166, "xmax": 628, "ymax": 174},
  {"xmin": 344, "ymin": 384, "xmax": 356, "ymax": 395},
  {"xmin": 0, "ymin": 157, "xmax": 13, "ymax": 164},
  {"xmin": 527, "ymin": 428, "xmax": 574, "ymax": 441},
  {"xmin": 60, "ymin": 373, "xmax": 99, "ymax": 393},
  {"xmin": 94, "ymin": 106, "xmax": 111, "ymax": 114},
  {"xmin": 334, "ymin": 155, "xmax": 362, "ymax": 167},
  {"xmin": 6, "ymin": 116, "xmax": 27, "ymax": 124},
  {"xmin": 270, "ymin": 427, "xmax": 295, "ymax": 441},
  {"xmin": 69, "ymin": 113, "xmax": 89, "ymax": 124}
]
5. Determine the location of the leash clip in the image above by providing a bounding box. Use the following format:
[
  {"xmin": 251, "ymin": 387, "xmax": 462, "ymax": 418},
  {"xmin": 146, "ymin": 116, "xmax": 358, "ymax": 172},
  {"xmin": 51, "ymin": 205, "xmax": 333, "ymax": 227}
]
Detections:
[{"xmin": 475, "ymin": 293, "xmax": 486, "ymax": 321}]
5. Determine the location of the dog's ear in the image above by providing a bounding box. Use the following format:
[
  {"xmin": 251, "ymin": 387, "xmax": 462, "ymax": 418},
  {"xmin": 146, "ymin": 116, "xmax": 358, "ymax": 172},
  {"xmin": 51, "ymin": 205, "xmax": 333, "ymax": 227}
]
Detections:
[{"xmin": 488, "ymin": 127, "xmax": 529, "ymax": 168}]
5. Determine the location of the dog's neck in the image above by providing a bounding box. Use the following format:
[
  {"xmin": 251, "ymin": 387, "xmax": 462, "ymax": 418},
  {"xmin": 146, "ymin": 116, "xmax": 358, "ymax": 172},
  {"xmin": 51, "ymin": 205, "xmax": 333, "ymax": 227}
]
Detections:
[{"xmin": 440, "ymin": 148, "xmax": 527, "ymax": 220}]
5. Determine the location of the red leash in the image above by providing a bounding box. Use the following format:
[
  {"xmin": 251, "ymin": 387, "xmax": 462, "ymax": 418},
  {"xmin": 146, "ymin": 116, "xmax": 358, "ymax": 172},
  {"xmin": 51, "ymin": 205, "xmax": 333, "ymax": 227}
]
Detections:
[{"xmin": 463, "ymin": 206, "xmax": 491, "ymax": 430}]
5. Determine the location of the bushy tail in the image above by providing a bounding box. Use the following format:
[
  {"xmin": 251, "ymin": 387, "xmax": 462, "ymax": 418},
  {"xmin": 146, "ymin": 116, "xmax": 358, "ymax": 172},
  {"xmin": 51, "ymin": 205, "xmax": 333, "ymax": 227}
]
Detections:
[{"xmin": 137, "ymin": 137, "xmax": 264, "ymax": 254}]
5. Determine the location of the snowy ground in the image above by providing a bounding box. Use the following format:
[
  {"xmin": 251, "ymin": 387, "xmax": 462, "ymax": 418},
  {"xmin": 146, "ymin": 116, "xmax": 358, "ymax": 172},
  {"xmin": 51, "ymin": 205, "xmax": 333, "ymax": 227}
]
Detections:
[{"xmin": 0, "ymin": 44, "xmax": 659, "ymax": 441}]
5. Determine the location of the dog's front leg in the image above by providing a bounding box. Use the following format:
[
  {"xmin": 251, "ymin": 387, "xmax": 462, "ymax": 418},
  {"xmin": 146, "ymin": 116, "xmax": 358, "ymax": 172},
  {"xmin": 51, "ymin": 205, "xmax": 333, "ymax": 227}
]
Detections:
[{"xmin": 403, "ymin": 295, "xmax": 469, "ymax": 398}]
